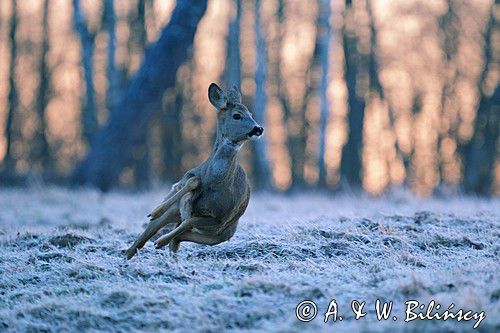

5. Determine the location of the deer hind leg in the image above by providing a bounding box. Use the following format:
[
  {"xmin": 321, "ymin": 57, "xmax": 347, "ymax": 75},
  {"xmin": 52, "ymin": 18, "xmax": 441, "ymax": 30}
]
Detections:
[
  {"xmin": 154, "ymin": 218, "xmax": 194, "ymax": 249},
  {"xmin": 168, "ymin": 189, "xmax": 195, "ymax": 253},
  {"xmin": 168, "ymin": 232, "xmax": 222, "ymax": 253},
  {"xmin": 171, "ymin": 220, "xmax": 236, "ymax": 251},
  {"xmin": 126, "ymin": 205, "xmax": 180, "ymax": 259},
  {"xmin": 176, "ymin": 231, "xmax": 226, "ymax": 246},
  {"xmin": 154, "ymin": 216, "xmax": 219, "ymax": 249}
]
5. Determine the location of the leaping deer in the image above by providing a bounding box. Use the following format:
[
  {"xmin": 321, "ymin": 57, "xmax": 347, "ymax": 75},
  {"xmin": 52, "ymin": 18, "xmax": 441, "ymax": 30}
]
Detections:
[{"xmin": 126, "ymin": 83, "xmax": 264, "ymax": 259}]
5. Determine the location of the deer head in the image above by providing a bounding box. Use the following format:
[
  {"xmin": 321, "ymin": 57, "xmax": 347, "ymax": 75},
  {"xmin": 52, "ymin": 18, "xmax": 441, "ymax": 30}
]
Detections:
[{"xmin": 208, "ymin": 83, "xmax": 264, "ymax": 146}]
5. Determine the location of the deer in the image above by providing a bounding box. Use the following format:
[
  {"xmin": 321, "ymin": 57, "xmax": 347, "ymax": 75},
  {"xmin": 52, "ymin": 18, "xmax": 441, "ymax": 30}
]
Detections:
[{"xmin": 126, "ymin": 83, "xmax": 264, "ymax": 259}]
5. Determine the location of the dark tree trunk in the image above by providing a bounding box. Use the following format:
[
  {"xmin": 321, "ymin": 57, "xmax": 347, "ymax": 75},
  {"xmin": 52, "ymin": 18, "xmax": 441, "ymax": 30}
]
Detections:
[
  {"xmin": 288, "ymin": 8, "xmax": 328, "ymax": 190},
  {"xmin": 274, "ymin": 0, "xmax": 294, "ymax": 188},
  {"xmin": 317, "ymin": 0, "xmax": 331, "ymax": 187},
  {"xmin": 32, "ymin": 0, "xmax": 51, "ymax": 169},
  {"xmin": 252, "ymin": 0, "xmax": 272, "ymax": 190},
  {"xmin": 274, "ymin": 0, "xmax": 310, "ymax": 190},
  {"xmin": 224, "ymin": 0, "xmax": 241, "ymax": 89},
  {"xmin": 366, "ymin": 0, "xmax": 410, "ymax": 186},
  {"xmin": 287, "ymin": 48, "xmax": 316, "ymax": 190},
  {"xmin": 72, "ymin": 0, "xmax": 208, "ymax": 191},
  {"xmin": 339, "ymin": 1, "xmax": 365, "ymax": 189},
  {"xmin": 367, "ymin": 2, "xmax": 382, "ymax": 99},
  {"xmin": 132, "ymin": 136, "xmax": 151, "ymax": 189},
  {"xmin": 3, "ymin": 0, "xmax": 18, "ymax": 172},
  {"xmin": 162, "ymin": 88, "xmax": 184, "ymax": 182},
  {"xmin": 103, "ymin": 0, "xmax": 118, "ymax": 114},
  {"xmin": 72, "ymin": 0, "xmax": 98, "ymax": 143},
  {"xmin": 462, "ymin": 8, "xmax": 498, "ymax": 196},
  {"xmin": 273, "ymin": 0, "xmax": 312, "ymax": 190},
  {"xmin": 291, "ymin": 77, "xmax": 315, "ymax": 189},
  {"xmin": 436, "ymin": 0, "xmax": 460, "ymax": 186},
  {"xmin": 463, "ymin": 85, "xmax": 499, "ymax": 195},
  {"xmin": 273, "ymin": 0, "xmax": 299, "ymax": 189},
  {"xmin": 131, "ymin": 0, "xmax": 151, "ymax": 187}
]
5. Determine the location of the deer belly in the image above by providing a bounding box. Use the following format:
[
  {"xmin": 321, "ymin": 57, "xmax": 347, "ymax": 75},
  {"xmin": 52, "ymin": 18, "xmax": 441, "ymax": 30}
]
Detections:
[{"xmin": 193, "ymin": 189, "xmax": 236, "ymax": 220}]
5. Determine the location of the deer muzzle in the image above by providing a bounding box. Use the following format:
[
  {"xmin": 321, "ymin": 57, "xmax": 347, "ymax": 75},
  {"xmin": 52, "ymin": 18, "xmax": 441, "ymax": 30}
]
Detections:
[{"xmin": 248, "ymin": 126, "xmax": 264, "ymax": 139}]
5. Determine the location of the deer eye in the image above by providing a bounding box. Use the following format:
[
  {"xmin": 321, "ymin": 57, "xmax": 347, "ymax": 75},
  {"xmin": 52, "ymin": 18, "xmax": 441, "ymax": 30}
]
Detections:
[{"xmin": 233, "ymin": 114, "xmax": 242, "ymax": 120}]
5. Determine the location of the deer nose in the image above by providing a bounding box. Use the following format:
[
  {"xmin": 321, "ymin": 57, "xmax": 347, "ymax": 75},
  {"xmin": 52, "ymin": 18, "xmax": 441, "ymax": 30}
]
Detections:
[{"xmin": 251, "ymin": 126, "xmax": 264, "ymax": 137}]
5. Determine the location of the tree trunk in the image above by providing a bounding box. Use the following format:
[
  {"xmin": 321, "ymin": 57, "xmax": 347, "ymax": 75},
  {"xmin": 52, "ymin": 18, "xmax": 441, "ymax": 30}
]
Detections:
[
  {"xmin": 339, "ymin": 1, "xmax": 365, "ymax": 189},
  {"xmin": 162, "ymin": 88, "xmax": 184, "ymax": 182},
  {"xmin": 224, "ymin": 0, "xmax": 241, "ymax": 88},
  {"xmin": 317, "ymin": 0, "xmax": 331, "ymax": 187},
  {"xmin": 32, "ymin": 0, "xmax": 51, "ymax": 170},
  {"xmin": 274, "ymin": 0, "xmax": 293, "ymax": 187},
  {"xmin": 286, "ymin": 62, "xmax": 313, "ymax": 189},
  {"xmin": 463, "ymin": 85, "xmax": 499, "ymax": 195},
  {"xmin": 3, "ymin": 0, "xmax": 18, "ymax": 172},
  {"xmin": 72, "ymin": 0, "xmax": 98, "ymax": 143},
  {"xmin": 285, "ymin": 8, "xmax": 320, "ymax": 190},
  {"xmin": 462, "ymin": 8, "xmax": 498, "ymax": 196},
  {"xmin": 366, "ymin": 1, "xmax": 410, "ymax": 186},
  {"xmin": 436, "ymin": 0, "xmax": 460, "ymax": 187},
  {"xmin": 104, "ymin": 0, "xmax": 118, "ymax": 114},
  {"xmin": 131, "ymin": 0, "xmax": 151, "ymax": 187},
  {"xmin": 274, "ymin": 0, "xmax": 306, "ymax": 190},
  {"xmin": 252, "ymin": 0, "xmax": 272, "ymax": 190},
  {"xmin": 72, "ymin": 0, "xmax": 208, "ymax": 191}
]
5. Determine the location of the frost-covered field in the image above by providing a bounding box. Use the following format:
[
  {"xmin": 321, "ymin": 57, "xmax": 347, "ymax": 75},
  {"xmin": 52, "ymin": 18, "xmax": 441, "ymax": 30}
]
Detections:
[{"xmin": 0, "ymin": 187, "xmax": 499, "ymax": 332}]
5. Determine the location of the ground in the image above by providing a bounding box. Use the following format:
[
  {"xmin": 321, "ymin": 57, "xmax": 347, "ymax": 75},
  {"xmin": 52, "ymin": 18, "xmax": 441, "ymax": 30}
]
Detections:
[{"xmin": 0, "ymin": 187, "xmax": 499, "ymax": 332}]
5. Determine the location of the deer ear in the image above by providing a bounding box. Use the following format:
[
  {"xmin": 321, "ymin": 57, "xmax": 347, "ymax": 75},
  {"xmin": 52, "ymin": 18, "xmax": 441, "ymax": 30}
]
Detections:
[
  {"xmin": 208, "ymin": 83, "xmax": 227, "ymax": 110},
  {"xmin": 227, "ymin": 85, "xmax": 242, "ymax": 104}
]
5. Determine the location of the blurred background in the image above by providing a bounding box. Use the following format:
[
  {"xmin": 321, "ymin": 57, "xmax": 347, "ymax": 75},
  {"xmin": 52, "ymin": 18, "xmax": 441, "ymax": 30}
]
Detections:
[{"xmin": 0, "ymin": 0, "xmax": 498, "ymax": 196}]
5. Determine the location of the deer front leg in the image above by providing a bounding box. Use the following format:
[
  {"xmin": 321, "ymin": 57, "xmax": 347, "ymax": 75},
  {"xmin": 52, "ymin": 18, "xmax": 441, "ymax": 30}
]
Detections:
[
  {"xmin": 127, "ymin": 177, "xmax": 200, "ymax": 259},
  {"xmin": 154, "ymin": 216, "xmax": 219, "ymax": 249},
  {"xmin": 126, "ymin": 204, "xmax": 179, "ymax": 259},
  {"xmin": 149, "ymin": 177, "xmax": 200, "ymax": 220}
]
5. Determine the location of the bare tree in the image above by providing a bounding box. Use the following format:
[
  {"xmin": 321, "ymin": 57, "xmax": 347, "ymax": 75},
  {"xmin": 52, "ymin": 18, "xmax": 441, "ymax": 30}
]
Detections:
[
  {"xmin": 224, "ymin": 0, "xmax": 242, "ymax": 89},
  {"xmin": 339, "ymin": 0, "xmax": 365, "ymax": 189},
  {"xmin": 287, "ymin": 86, "xmax": 312, "ymax": 189},
  {"xmin": 72, "ymin": 0, "xmax": 208, "ymax": 191},
  {"xmin": 3, "ymin": 0, "xmax": 18, "ymax": 173},
  {"xmin": 162, "ymin": 87, "xmax": 185, "ymax": 182},
  {"xmin": 272, "ymin": 0, "xmax": 309, "ymax": 190},
  {"xmin": 274, "ymin": 0, "xmax": 295, "ymax": 187},
  {"xmin": 252, "ymin": 0, "xmax": 273, "ymax": 189},
  {"xmin": 72, "ymin": 0, "xmax": 98, "ymax": 143},
  {"xmin": 273, "ymin": 0, "xmax": 315, "ymax": 189},
  {"xmin": 32, "ymin": 0, "xmax": 51, "ymax": 169},
  {"xmin": 463, "ymin": 8, "xmax": 498, "ymax": 195},
  {"xmin": 130, "ymin": 0, "xmax": 151, "ymax": 187},
  {"xmin": 366, "ymin": 0, "xmax": 410, "ymax": 186},
  {"xmin": 317, "ymin": 0, "xmax": 331, "ymax": 187},
  {"xmin": 366, "ymin": 2, "xmax": 383, "ymax": 100},
  {"xmin": 103, "ymin": 0, "xmax": 118, "ymax": 113},
  {"xmin": 436, "ymin": 0, "xmax": 461, "ymax": 187}
]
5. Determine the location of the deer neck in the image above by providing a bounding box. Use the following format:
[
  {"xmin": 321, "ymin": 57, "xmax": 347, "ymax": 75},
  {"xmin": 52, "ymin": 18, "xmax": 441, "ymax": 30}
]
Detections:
[{"xmin": 208, "ymin": 131, "xmax": 242, "ymax": 181}]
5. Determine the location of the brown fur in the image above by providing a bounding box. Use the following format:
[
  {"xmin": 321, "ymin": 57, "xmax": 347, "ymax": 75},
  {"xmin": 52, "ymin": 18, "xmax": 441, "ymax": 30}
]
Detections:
[{"xmin": 126, "ymin": 83, "xmax": 263, "ymax": 259}]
